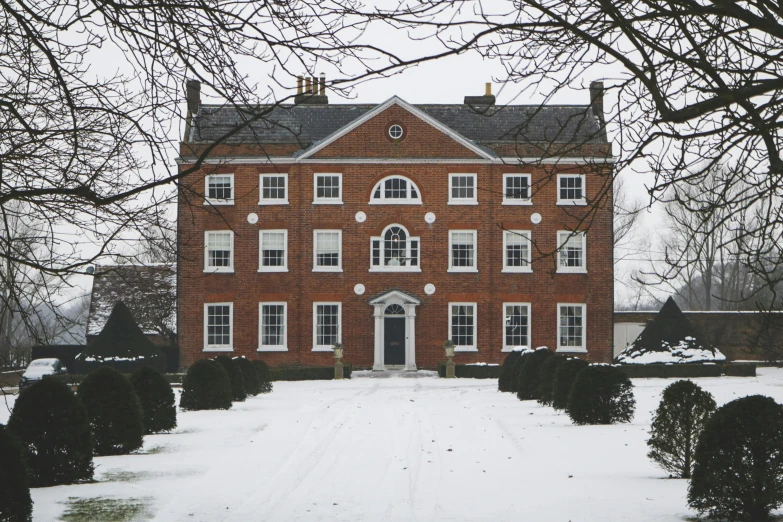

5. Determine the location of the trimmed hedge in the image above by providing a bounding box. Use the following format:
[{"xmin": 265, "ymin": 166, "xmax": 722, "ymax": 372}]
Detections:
[
  {"xmin": 0, "ymin": 424, "xmax": 33, "ymax": 521},
  {"xmin": 234, "ymin": 357, "xmax": 260, "ymax": 396},
  {"xmin": 618, "ymin": 363, "xmax": 754, "ymax": 379},
  {"xmin": 498, "ymin": 351, "xmax": 524, "ymax": 392},
  {"xmin": 77, "ymin": 366, "xmax": 144, "ymax": 456},
  {"xmin": 552, "ymin": 357, "xmax": 589, "ymax": 410},
  {"xmin": 130, "ymin": 366, "xmax": 177, "ymax": 434},
  {"xmin": 538, "ymin": 355, "xmax": 566, "ymax": 406},
  {"xmin": 567, "ymin": 365, "xmax": 636, "ymax": 425},
  {"xmin": 723, "ymin": 364, "xmax": 757, "ymax": 377},
  {"xmin": 517, "ymin": 348, "xmax": 553, "ymax": 401},
  {"xmin": 214, "ymin": 355, "xmax": 246, "ymax": 402},
  {"xmin": 268, "ymin": 365, "xmax": 352, "ymax": 381},
  {"xmin": 689, "ymin": 395, "xmax": 783, "ymax": 521},
  {"xmin": 438, "ymin": 363, "xmax": 502, "ymax": 379},
  {"xmin": 253, "ymin": 360, "xmax": 274, "ymax": 393},
  {"xmin": 180, "ymin": 359, "xmax": 232, "ymax": 411},
  {"xmin": 7, "ymin": 378, "xmax": 94, "ymax": 486}
]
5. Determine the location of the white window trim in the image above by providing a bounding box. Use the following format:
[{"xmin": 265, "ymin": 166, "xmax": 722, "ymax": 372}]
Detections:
[
  {"xmin": 313, "ymin": 173, "xmax": 343, "ymax": 204},
  {"xmin": 448, "ymin": 173, "xmax": 478, "ymax": 205},
  {"xmin": 312, "ymin": 302, "xmax": 342, "ymax": 351},
  {"xmin": 502, "ymin": 302, "xmax": 531, "ymax": 352},
  {"xmin": 368, "ymin": 225, "xmax": 422, "ymax": 273},
  {"xmin": 502, "ymin": 173, "xmax": 533, "ymax": 206},
  {"xmin": 449, "ymin": 302, "xmax": 478, "ymax": 352},
  {"xmin": 313, "ymin": 229, "xmax": 343, "ymax": 272},
  {"xmin": 556, "ymin": 174, "xmax": 587, "ymax": 205},
  {"xmin": 502, "ymin": 230, "xmax": 533, "ymax": 273},
  {"xmin": 258, "ymin": 229, "xmax": 289, "ymax": 273},
  {"xmin": 556, "ymin": 230, "xmax": 587, "ymax": 274},
  {"xmin": 557, "ymin": 303, "xmax": 587, "ymax": 353},
  {"xmin": 203, "ymin": 302, "xmax": 233, "ymax": 352},
  {"xmin": 259, "ymin": 173, "xmax": 289, "ymax": 205},
  {"xmin": 448, "ymin": 229, "xmax": 478, "ymax": 273},
  {"xmin": 203, "ymin": 174, "xmax": 235, "ymax": 206},
  {"xmin": 258, "ymin": 302, "xmax": 288, "ymax": 352},
  {"xmin": 203, "ymin": 230, "xmax": 234, "ymax": 273},
  {"xmin": 368, "ymin": 175, "xmax": 422, "ymax": 205}
]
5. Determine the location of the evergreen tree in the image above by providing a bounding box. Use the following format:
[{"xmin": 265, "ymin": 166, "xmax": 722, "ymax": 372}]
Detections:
[
  {"xmin": 234, "ymin": 357, "xmax": 260, "ymax": 396},
  {"xmin": 130, "ymin": 366, "xmax": 177, "ymax": 434},
  {"xmin": 253, "ymin": 359, "xmax": 273, "ymax": 394},
  {"xmin": 516, "ymin": 348, "xmax": 553, "ymax": 401},
  {"xmin": 537, "ymin": 355, "xmax": 565, "ymax": 406},
  {"xmin": 214, "ymin": 355, "xmax": 246, "ymax": 402},
  {"xmin": 0, "ymin": 424, "xmax": 33, "ymax": 522},
  {"xmin": 552, "ymin": 358, "xmax": 589, "ymax": 410},
  {"xmin": 567, "ymin": 365, "xmax": 636, "ymax": 425},
  {"xmin": 498, "ymin": 351, "xmax": 523, "ymax": 392},
  {"xmin": 180, "ymin": 359, "xmax": 232, "ymax": 411}
]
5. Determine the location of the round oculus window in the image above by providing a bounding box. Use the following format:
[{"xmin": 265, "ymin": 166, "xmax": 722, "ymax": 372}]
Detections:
[{"xmin": 388, "ymin": 124, "xmax": 404, "ymax": 139}]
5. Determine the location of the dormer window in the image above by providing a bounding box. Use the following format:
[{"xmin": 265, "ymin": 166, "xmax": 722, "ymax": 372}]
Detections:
[
  {"xmin": 369, "ymin": 176, "xmax": 421, "ymax": 204},
  {"xmin": 370, "ymin": 224, "xmax": 421, "ymax": 272}
]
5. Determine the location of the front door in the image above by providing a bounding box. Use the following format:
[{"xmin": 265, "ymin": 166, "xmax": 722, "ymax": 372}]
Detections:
[{"xmin": 384, "ymin": 317, "xmax": 406, "ymax": 365}]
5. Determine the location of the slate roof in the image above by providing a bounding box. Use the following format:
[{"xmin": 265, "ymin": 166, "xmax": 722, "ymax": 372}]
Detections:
[
  {"xmin": 87, "ymin": 264, "xmax": 176, "ymax": 338},
  {"xmin": 189, "ymin": 100, "xmax": 606, "ymax": 155}
]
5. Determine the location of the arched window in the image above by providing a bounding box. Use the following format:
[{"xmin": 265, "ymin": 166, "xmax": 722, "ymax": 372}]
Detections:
[
  {"xmin": 370, "ymin": 224, "xmax": 420, "ymax": 272},
  {"xmin": 384, "ymin": 304, "xmax": 405, "ymax": 315},
  {"xmin": 369, "ymin": 176, "xmax": 421, "ymax": 204}
]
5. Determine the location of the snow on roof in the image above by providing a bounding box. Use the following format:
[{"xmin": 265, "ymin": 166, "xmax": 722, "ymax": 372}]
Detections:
[{"xmin": 87, "ymin": 264, "xmax": 176, "ymax": 337}]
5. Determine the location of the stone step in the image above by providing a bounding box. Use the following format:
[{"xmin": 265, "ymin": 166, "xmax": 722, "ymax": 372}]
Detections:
[{"xmin": 352, "ymin": 369, "xmax": 439, "ymax": 379}]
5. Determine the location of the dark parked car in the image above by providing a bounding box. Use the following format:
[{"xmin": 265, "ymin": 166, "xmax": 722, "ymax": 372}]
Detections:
[{"xmin": 19, "ymin": 358, "xmax": 68, "ymax": 390}]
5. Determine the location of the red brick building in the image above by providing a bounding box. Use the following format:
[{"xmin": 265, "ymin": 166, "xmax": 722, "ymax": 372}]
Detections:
[{"xmin": 177, "ymin": 80, "xmax": 614, "ymax": 369}]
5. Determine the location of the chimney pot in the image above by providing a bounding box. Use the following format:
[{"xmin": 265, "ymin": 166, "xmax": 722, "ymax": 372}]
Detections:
[
  {"xmin": 485, "ymin": 82, "xmax": 492, "ymax": 96},
  {"xmin": 305, "ymin": 77, "xmax": 312, "ymax": 94},
  {"xmin": 319, "ymin": 73, "xmax": 326, "ymax": 96},
  {"xmin": 297, "ymin": 76, "xmax": 303, "ymax": 95}
]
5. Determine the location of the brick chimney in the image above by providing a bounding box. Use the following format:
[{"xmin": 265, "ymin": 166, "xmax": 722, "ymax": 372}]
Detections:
[
  {"xmin": 464, "ymin": 82, "xmax": 495, "ymax": 107},
  {"xmin": 184, "ymin": 79, "xmax": 201, "ymax": 142},
  {"xmin": 295, "ymin": 73, "xmax": 329, "ymax": 105},
  {"xmin": 590, "ymin": 81, "xmax": 605, "ymax": 127}
]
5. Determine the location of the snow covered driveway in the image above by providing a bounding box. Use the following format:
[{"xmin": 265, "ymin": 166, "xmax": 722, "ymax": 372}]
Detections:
[{"xmin": 4, "ymin": 368, "xmax": 783, "ymax": 521}]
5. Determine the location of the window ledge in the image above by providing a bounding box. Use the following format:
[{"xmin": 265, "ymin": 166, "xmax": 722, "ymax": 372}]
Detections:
[
  {"xmin": 258, "ymin": 268, "xmax": 289, "ymax": 273},
  {"xmin": 368, "ymin": 201, "xmax": 422, "ymax": 205},
  {"xmin": 501, "ymin": 346, "xmax": 529, "ymax": 353},
  {"xmin": 557, "ymin": 200, "xmax": 587, "ymax": 206},
  {"xmin": 557, "ymin": 347, "xmax": 587, "ymax": 354},
  {"xmin": 313, "ymin": 268, "xmax": 343, "ymax": 273},
  {"xmin": 502, "ymin": 268, "xmax": 532, "ymax": 274},
  {"xmin": 556, "ymin": 269, "xmax": 588, "ymax": 274},
  {"xmin": 257, "ymin": 347, "xmax": 288, "ymax": 352},
  {"xmin": 312, "ymin": 346, "xmax": 337, "ymax": 352},
  {"xmin": 203, "ymin": 269, "xmax": 234, "ymax": 274},
  {"xmin": 259, "ymin": 200, "xmax": 289, "ymax": 206},
  {"xmin": 369, "ymin": 268, "xmax": 422, "ymax": 273},
  {"xmin": 203, "ymin": 347, "xmax": 233, "ymax": 352},
  {"xmin": 502, "ymin": 200, "xmax": 533, "ymax": 206},
  {"xmin": 203, "ymin": 200, "xmax": 234, "ymax": 206},
  {"xmin": 447, "ymin": 268, "xmax": 478, "ymax": 273},
  {"xmin": 447, "ymin": 201, "xmax": 479, "ymax": 206},
  {"xmin": 313, "ymin": 200, "xmax": 343, "ymax": 205},
  {"xmin": 454, "ymin": 346, "xmax": 478, "ymax": 352}
]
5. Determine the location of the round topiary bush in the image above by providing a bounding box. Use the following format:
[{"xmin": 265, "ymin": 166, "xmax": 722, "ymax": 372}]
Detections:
[
  {"xmin": 647, "ymin": 380, "xmax": 716, "ymax": 478},
  {"xmin": 688, "ymin": 395, "xmax": 783, "ymax": 521},
  {"xmin": 567, "ymin": 365, "xmax": 636, "ymax": 425},
  {"xmin": 7, "ymin": 378, "xmax": 93, "ymax": 487},
  {"xmin": 77, "ymin": 366, "xmax": 144, "ymax": 455},
  {"xmin": 537, "ymin": 354, "xmax": 566, "ymax": 406},
  {"xmin": 498, "ymin": 351, "xmax": 523, "ymax": 392},
  {"xmin": 252, "ymin": 359, "xmax": 273, "ymax": 394},
  {"xmin": 509, "ymin": 350, "xmax": 533, "ymax": 396},
  {"xmin": 0, "ymin": 424, "xmax": 33, "ymax": 521},
  {"xmin": 517, "ymin": 348, "xmax": 553, "ymax": 401},
  {"xmin": 552, "ymin": 357, "xmax": 589, "ymax": 411},
  {"xmin": 180, "ymin": 359, "xmax": 232, "ymax": 411},
  {"xmin": 214, "ymin": 355, "xmax": 246, "ymax": 402},
  {"xmin": 234, "ymin": 357, "xmax": 259, "ymax": 396},
  {"xmin": 130, "ymin": 366, "xmax": 177, "ymax": 434}
]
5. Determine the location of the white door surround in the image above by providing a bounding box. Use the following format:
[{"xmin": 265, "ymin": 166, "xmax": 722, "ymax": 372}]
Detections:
[{"xmin": 370, "ymin": 289, "xmax": 420, "ymax": 371}]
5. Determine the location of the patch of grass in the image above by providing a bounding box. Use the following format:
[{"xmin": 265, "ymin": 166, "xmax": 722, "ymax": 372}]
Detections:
[
  {"xmin": 100, "ymin": 471, "xmax": 150, "ymax": 483},
  {"xmin": 133, "ymin": 444, "xmax": 166, "ymax": 455},
  {"xmin": 59, "ymin": 497, "xmax": 153, "ymax": 522}
]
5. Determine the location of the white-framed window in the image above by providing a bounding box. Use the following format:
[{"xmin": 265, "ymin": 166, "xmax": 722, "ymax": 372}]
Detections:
[
  {"xmin": 258, "ymin": 302, "xmax": 287, "ymax": 351},
  {"xmin": 448, "ymin": 230, "xmax": 477, "ymax": 272},
  {"xmin": 503, "ymin": 230, "xmax": 532, "ymax": 273},
  {"xmin": 370, "ymin": 224, "xmax": 420, "ymax": 272},
  {"xmin": 503, "ymin": 174, "xmax": 532, "ymax": 205},
  {"xmin": 314, "ymin": 230, "xmax": 342, "ymax": 272},
  {"xmin": 557, "ymin": 174, "xmax": 586, "ymax": 205},
  {"xmin": 313, "ymin": 173, "xmax": 342, "ymax": 204},
  {"xmin": 204, "ymin": 303, "xmax": 233, "ymax": 351},
  {"xmin": 259, "ymin": 230, "xmax": 288, "ymax": 272},
  {"xmin": 503, "ymin": 303, "xmax": 531, "ymax": 352},
  {"xmin": 204, "ymin": 174, "xmax": 234, "ymax": 205},
  {"xmin": 557, "ymin": 231, "xmax": 587, "ymax": 273},
  {"xmin": 449, "ymin": 302, "xmax": 477, "ymax": 351},
  {"xmin": 204, "ymin": 231, "xmax": 234, "ymax": 273},
  {"xmin": 448, "ymin": 173, "xmax": 478, "ymax": 205},
  {"xmin": 389, "ymin": 124, "xmax": 404, "ymax": 139},
  {"xmin": 369, "ymin": 176, "xmax": 422, "ymax": 204},
  {"xmin": 259, "ymin": 174, "xmax": 288, "ymax": 205},
  {"xmin": 558, "ymin": 303, "xmax": 586, "ymax": 352},
  {"xmin": 313, "ymin": 302, "xmax": 341, "ymax": 351}
]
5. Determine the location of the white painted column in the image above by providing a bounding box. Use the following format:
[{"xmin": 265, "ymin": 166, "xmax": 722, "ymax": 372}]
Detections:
[
  {"xmin": 373, "ymin": 305, "xmax": 384, "ymax": 370},
  {"xmin": 405, "ymin": 305, "xmax": 417, "ymax": 371}
]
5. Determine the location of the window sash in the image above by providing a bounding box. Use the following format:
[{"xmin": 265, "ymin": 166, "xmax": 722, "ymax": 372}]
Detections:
[
  {"xmin": 260, "ymin": 304, "xmax": 286, "ymax": 348},
  {"xmin": 260, "ymin": 231, "xmax": 287, "ymax": 270},
  {"xmin": 315, "ymin": 231, "xmax": 341, "ymax": 268},
  {"xmin": 261, "ymin": 175, "xmax": 287, "ymax": 201},
  {"xmin": 504, "ymin": 231, "xmax": 531, "ymax": 269},
  {"xmin": 504, "ymin": 175, "xmax": 530, "ymax": 200},
  {"xmin": 558, "ymin": 175, "xmax": 584, "ymax": 201},
  {"xmin": 450, "ymin": 231, "xmax": 476, "ymax": 268},
  {"xmin": 370, "ymin": 226, "xmax": 420, "ymax": 270},
  {"xmin": 315, "ymin": 175, "xmax": 341, "ymax": 200},
  {"xmin": 558, "ymin": 232, "xmax": 585, "ymax": 270},
  {"xmin": 208, "ymin": 175, "xmax": 233, "ymax": 201},
  {"xmin": 559, "ymin": 305, "xmax": 584, "ymax": 348},
  {"xmin": 206, "ymin": 232, "xmax": 232, "ymax": 269},
  {"xmin": 315, "ymin": 304, "xmax": 340, "ymax": 347},
  {"xmin": 450, "ymin": 175, "xmax": 476, "ymax": 201},
  {"xmin": 205, "ymin": 304, "xmax": 232, "ymax": 348},
  {"xmin": 450, "ymin": 304, "xmax": 475, "ymax": 347},
  {"xmin": 504, "ymin": 304, "xmax": 529, "ymax": 349}
]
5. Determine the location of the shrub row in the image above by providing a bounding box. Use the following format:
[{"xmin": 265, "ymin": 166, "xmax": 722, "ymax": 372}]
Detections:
[
  {"xmin": 619, "ymin": 363, "xmax": 755, "ymax": 379},
  {"xmin": 437, "ymin": 363, "xmax": 502, "ymax": 379},
  {"xmin": 269, "ymin": 365, "xmax": 352, "ymax": 381},
  {"xmin": 180, "ymin": 357, "xmax": 273, "ymax": 411}
]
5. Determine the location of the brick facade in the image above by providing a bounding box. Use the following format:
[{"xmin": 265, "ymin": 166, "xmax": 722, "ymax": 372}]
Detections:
[{"xmin": 177, "ymin": 97, "xmax": 614, "ymax": 369}]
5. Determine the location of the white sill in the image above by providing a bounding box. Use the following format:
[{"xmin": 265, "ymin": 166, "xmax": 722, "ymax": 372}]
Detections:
[
  {"xmin": 313, "ymin": 268, "xmax": 343, "ymax": 273},
  {"xmin": 447, "ymin": 268, "xmax": 478, "ymax": 273},
  {"xmin": 556, "ymin": 269, "xmax": 587, "ymax": 274},
  {"xmin": 557, "ymin": 347, "xmax": 587, "ymax": 354},
  {"xmin": 203, "ymin": 346, "xmax": 233, "ymax": 352},
  {"xmin": 501, "ymin": 346, "xmax": 529, "ymax": 353},
  {"xmin": 258, "ymin": 268, "xmax": 289, "ymax": 273},
  {"xmin": 313, "ymin": 200, "xmax": 343, "ymax": 205},
  {"xmin": 203, "ymin": 200, "xmax": 234, "ymax": 206},
  {"xmin": 257, "ymin": 346, "xmax": 288, "ymax": 352},
  {"xmin": 502, "ymin": 268, "xmax": 533, "ymax": 274},
  {"xmin": 557, "ymin": 200, "xmax": 587, "ymax": 206},
  {"xmin": 502, "ymin": 200, "xmax": 533, "ymax": 206},
  {"xmin": 447, "ymin": 201, "xmax": 479, "ymax": 206},
  {"xmin": 369, "ymin": 267, "xmax": 422, "ymax": 273},
  {"xmin": 368, "ymin": 201, "xmax": 422, "ymax": 205},
  {"xmin": 203, "ymin": 268, "xmax": 234, "ymax": 274},
  {"xmin": 259, "ymin": 200, "xmax": 289, "ymax": 206},
  {"xmin": 454, "ymin": 346, "xmax": 478, "ymax": 352},
  {"xmin": 312, "ymin": 346, "xmax": 337, "ymax": 352}
]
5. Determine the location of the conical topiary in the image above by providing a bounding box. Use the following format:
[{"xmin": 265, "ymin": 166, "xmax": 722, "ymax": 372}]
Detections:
[
  {"xmin": 617, "ymin": 297, "xmax": 724, "ymax": 363},
  {"xmin": 130, "ymin": 366, "xmax": 177, "ymax": 434},
  {"xmin": 0, "ymin": 424, "xmax": 33, "ymax": 521},
  {"xmin": 214, "ymin": 355, "xmax": 246, "ymax": 402},
  {"xmin": 234, "ymin": 357, "xmax": 260, "ymax": 396}
]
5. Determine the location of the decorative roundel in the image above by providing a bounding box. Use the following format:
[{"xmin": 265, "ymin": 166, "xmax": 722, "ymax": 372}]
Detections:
[
  {"xmin": 247, "ymin": 213, "xmax": 259, "ymax": 224},
  {"xmin": 388, "ymin": 124, "xmax": 404, "ymax": 139},
  {"xmin": 424, "ymin": 212, "xmax": 436, "ymax": 224},
  {"xmin": 531, "ymin": 213, "xmax": 542, "ymax": 225},
  {"xmin": 424, "ymin": 283, "xmax": 436, "ymax": 295},
  {"xmin": 355, "ymin": 211, "xmax": 367, "ymax": 223},
  {"xmin": 354, "ymin": 284, "xmax": 366, "ymax": 295}
]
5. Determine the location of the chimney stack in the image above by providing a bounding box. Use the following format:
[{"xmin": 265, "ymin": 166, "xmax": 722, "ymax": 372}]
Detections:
[
  {"xmin": 464, "ymin": 81, "xmax": 495, "ymax": 107},
  {"xmin": 319, "ymin": 73, "xmax": 326, "ymax": 96},
  {"xmin": 297, "ymin": 76, "xmax": 303, "ymax": 95},
  {"xmin": 295, "ymin": 73, "xmax": 329, "ymax": 105},
  {"xmin": 485, "ymin": 82, "xmax": 492, "ymax": 96},
  {"xmin": 590, "ymin": 81, "xmax": 605, "ymax": 127},
  {"xmin": 305, "ymin": 77, "xmax": 312, "ymax": 95},
  {"xmin": 186, "ymin": 79, "xmax": 201, "ymax": 115}
]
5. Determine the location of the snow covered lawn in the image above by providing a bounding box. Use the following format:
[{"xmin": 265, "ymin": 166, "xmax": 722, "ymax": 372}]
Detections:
[{"xmin": 3, "ymin": 368, "xmax": 783, "ymax": 521}]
